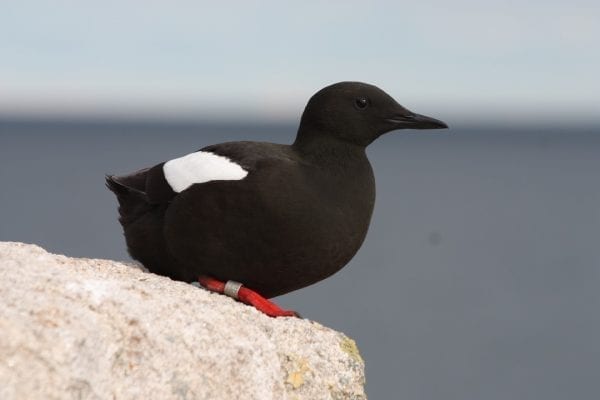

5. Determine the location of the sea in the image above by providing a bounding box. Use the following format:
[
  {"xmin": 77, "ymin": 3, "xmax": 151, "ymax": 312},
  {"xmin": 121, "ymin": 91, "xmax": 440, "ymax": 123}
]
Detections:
[{"xmin": 1, "ymin": 119, "xmax": 599, "ymax": 399}]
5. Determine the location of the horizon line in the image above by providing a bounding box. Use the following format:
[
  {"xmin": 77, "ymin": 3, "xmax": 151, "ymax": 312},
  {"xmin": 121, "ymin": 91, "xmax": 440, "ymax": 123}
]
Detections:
[{"xmin": 1, "ymin": 113, "xmax": 599, "ymax": 130}]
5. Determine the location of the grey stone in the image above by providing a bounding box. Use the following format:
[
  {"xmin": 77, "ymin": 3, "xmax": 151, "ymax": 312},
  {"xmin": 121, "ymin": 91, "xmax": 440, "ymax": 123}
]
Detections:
[{"xmin": 0, "ymin": 242, "xmax": 366, "ymax": 400}]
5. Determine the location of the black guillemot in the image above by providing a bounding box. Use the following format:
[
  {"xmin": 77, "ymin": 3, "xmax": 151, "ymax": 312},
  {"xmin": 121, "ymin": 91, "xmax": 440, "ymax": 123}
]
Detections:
[{"xmin": 106, "ymin": 81, "xmax": 448, "ymax": 317}]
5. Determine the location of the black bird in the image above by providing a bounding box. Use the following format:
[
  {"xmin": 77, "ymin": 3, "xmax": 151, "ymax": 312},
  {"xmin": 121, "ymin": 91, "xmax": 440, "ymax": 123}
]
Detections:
[{"xmin": 106, "ymin": 82, "xmax": 447, "ymax": 317}]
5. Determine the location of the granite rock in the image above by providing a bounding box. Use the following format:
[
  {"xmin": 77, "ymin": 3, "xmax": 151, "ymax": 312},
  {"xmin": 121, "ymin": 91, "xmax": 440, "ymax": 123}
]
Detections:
[{"xmin": 0, "ymin": 242, "xmax": 366, "ymax": 400}]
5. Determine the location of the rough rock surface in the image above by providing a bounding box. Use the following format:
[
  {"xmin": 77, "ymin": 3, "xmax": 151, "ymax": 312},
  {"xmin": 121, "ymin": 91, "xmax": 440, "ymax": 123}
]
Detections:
[{"xmin": 0, "ymin": 242, "xmax": 366, "ymax": 400}]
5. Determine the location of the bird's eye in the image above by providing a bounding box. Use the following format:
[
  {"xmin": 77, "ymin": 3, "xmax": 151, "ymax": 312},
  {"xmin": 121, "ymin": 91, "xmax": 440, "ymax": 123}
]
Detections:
[{"xmin": 354, "ymin": 97, "xmax": 369, "ymax": 110}]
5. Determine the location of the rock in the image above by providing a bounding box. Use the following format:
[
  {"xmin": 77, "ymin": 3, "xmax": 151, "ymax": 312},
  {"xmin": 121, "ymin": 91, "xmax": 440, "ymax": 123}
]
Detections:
[{"xmin": 0, "ymin": 242, "xmax": 366, "ymax": 400}]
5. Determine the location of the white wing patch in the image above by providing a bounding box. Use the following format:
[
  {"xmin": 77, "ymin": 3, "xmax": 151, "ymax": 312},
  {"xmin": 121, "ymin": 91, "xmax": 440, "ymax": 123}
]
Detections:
[{"xmin": 163, "ymin": 151, "xmax": 248, "ymax": 192}]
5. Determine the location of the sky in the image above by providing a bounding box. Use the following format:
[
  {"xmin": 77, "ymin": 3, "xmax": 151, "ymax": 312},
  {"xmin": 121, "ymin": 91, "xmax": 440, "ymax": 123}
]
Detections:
[{"xmin": 1, "ymin": 0, "xmax": 599, "ymax": 122}]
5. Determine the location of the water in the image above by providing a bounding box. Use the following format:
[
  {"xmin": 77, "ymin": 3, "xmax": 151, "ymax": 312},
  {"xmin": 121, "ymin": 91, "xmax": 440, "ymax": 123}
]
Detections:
[{"xmin": 1, "ymin": 119, "xmax": 599, "ymax": 399}]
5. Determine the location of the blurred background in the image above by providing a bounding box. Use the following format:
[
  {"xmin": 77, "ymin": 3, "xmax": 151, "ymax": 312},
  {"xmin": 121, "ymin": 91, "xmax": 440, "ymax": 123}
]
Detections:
[{"xmin": 1, "ymin": 1, "xmax": 599, "ymax": 398}]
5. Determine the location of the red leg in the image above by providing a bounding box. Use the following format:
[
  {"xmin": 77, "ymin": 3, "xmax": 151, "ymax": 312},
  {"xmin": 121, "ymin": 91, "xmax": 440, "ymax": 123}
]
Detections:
[{"xmin": 197, "ymin": 275, "xmax": 300, "ymax": 318}]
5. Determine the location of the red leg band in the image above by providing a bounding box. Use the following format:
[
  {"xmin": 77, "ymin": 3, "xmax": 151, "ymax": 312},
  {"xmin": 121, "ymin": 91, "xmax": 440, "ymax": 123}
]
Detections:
[{"xmin": 197, "ymin": 275, "xmax": 299, "ymax": 318}]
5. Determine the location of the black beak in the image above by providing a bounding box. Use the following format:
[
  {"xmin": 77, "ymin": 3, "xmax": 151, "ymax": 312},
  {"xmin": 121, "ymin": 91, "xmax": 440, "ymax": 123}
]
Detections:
[{"xmin": 386, "ymin": 112, "xmax": 448, "ymax": 130}]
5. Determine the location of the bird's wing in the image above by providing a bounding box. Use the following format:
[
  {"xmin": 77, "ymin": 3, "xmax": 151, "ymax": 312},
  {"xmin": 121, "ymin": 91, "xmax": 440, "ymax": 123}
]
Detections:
[{"xmin": 110, "ymin": 143, "xmax": 261, "ymax": 205}]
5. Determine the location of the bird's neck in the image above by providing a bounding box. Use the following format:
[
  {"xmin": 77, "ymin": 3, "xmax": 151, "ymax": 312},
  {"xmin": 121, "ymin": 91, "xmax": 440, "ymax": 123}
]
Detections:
[{"xmin": 292, "ymin": 128, "xmax": 368, "ymax": 168}]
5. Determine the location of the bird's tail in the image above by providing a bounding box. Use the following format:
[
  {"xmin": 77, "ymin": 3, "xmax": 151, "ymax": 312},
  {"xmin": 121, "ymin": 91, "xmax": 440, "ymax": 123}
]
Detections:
[{"xmin": 105, "ymin": 174, "xmax": 153, "ymax": 227}]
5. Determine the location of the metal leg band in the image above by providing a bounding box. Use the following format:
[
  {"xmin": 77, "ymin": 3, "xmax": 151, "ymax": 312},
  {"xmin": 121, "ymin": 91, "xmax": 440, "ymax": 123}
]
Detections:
[{"xmin": 223, "ymin": 280, "xmax": 243, "ymax": 299}]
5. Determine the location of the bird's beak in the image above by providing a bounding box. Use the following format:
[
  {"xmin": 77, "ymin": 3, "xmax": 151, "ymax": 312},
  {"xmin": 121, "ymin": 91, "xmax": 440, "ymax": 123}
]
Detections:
[{"xmin": 386, "ymin": 112, "xmax": 448, "ymax": 130}]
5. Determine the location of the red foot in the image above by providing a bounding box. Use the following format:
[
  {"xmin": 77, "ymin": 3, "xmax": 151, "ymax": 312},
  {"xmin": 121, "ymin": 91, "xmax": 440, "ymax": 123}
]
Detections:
[{"xmin": 197, "ymin": 275, "xmax": 300, "ymax": 318}]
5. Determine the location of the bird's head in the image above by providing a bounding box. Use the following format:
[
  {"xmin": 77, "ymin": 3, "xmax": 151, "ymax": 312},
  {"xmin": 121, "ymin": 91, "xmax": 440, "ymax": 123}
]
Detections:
[{"xmin": 295, "ymin": 81, "xmax": 448, "ymax": 148}]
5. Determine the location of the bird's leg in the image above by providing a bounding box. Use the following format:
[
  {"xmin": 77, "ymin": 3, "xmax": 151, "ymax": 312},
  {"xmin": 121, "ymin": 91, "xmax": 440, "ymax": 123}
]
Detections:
[{"xmin": 196, "ymin": 275, "xmax": 300, "ymax": 318}]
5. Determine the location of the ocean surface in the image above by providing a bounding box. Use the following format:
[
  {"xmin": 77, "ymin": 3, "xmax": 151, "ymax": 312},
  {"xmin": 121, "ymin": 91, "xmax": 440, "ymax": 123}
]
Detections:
[{"xmin": 1, "ymin": 119, "xmax": 599, "ymax": 399}]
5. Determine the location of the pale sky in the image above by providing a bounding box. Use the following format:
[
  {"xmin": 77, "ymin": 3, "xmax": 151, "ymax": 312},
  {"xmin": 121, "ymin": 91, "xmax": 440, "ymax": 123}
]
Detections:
[{"xmin": 1, "ymin": 0, "xmax": 599, "ymax": 121}]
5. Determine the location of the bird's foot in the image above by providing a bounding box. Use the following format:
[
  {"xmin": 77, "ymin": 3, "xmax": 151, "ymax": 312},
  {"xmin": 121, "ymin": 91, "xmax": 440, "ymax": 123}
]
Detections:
[{"xmin": 196, "ymin": 275, "xmax": 301, "ymax": 318}]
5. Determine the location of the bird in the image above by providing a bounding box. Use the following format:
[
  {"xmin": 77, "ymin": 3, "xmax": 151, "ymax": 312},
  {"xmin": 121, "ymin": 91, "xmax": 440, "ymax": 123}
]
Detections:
[{"xmin": 106, "ymin": 81, "xmax": 447, "ymax": 317}]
